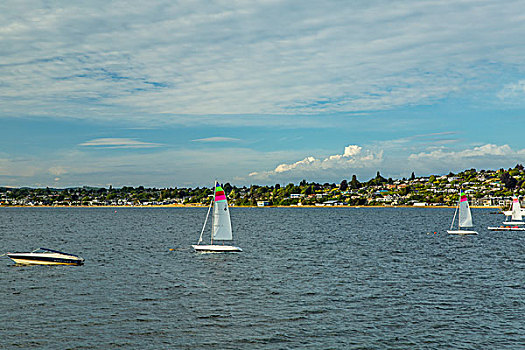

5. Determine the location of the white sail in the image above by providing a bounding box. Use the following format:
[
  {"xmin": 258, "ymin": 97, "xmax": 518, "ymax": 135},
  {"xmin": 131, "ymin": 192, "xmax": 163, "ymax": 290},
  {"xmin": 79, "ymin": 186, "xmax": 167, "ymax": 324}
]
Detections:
[
  {"xmin": 192, "ymin": 182, "xmax": 241, "ymax": 252},
  {"xmin": 212, "ymin": 197, "xmax": 233, "ymax": 241},
  {"xmin": 458, "ymin": 195, "xmax": 473, "ymax": 228},
  {"xmin": 511, "ymin": 197, "xmax": 522, "ymax": 221}
]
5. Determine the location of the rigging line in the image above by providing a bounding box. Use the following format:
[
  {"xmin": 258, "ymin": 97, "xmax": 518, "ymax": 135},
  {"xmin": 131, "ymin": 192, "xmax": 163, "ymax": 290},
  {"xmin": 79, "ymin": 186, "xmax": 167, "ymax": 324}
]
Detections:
[
  {"xmin": 198, "ymin": 197, "xmax": 213, "ymax": 244},
  {"xmin": 450, "ymin": 203, "xmax": 459, "ymax": 230}
]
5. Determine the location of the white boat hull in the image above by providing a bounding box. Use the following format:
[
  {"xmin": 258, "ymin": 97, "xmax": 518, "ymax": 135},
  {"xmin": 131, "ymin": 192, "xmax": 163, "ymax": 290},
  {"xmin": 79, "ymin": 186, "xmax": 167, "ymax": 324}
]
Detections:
[
  {"xmin": 7, "ymin": 252, "xmax": 84, "ymax": 265},
  {"xmin": 488, "ymin": 226, "xmax": 525, "ymax": 231},
  {"xmin": 191, "ymin": 244, "xmax": 242, "ymax": 252},
  {"xmin": 447, "ymin": 230, "xmax": 478, "ymax": 235},
  {"xmin": 501, "ymin": 221, "xmax": 525, "ymax": 225}
]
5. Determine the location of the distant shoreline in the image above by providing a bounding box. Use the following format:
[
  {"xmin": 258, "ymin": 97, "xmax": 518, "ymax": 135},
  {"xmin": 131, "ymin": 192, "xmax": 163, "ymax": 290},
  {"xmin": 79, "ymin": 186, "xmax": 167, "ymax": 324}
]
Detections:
[{"xmin": 0, "ymin": 204, "xmax": 502, "ymax": 209}]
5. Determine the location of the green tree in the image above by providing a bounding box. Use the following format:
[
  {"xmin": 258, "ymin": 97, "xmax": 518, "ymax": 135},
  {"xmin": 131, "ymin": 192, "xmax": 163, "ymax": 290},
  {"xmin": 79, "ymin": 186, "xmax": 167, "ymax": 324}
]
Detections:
[
  {"xmin": 350, "ymin": 175, "xmax": 361, "ymax": 189},
  {"xmin": 500, "ymin": 171, "xmax": 517, "ymax": 190},
  {"xmin": 302, "ymin": 185, "xmax": 314, "ymax": 196}
]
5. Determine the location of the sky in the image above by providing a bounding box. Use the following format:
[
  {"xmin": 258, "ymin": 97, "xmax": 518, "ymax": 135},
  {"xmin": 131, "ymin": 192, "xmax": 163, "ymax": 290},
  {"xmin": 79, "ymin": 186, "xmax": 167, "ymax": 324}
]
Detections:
[{"xmin": 2, "ymin": 0, "xmax": 525, "ymax": 188}]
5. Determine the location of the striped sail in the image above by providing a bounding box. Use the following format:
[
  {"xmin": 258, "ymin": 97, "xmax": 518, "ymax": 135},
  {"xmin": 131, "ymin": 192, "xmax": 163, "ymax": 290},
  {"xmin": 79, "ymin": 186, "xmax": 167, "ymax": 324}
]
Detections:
[
  {"xmin": 458, "ymin": 192, "xmax": 473, "ymax": 227},
  {"xmin": 511, "ymin": 197, "xmax": 522, "ymax": 221},
  {"xmin": 212, "ymin": 183, "xmax": 233, "ymax": 241}
]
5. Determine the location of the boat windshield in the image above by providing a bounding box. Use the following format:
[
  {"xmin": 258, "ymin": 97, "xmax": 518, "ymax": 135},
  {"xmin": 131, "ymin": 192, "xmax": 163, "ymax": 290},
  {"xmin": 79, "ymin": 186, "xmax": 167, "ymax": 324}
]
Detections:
[
  {"xmin": 31, "ymin": 247, "xmax": 75, "ymax": 255},
  {"xmin": 32, "ymin": 248, "xmax": 52, "ymax": 253}
]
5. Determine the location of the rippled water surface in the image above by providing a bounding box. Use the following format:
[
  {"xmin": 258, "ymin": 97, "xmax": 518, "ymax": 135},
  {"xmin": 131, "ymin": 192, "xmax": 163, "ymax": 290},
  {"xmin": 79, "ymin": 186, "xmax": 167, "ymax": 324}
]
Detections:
[{"xmin": 1, "ymin": 207, "xmax": 524, "ymax": 349}]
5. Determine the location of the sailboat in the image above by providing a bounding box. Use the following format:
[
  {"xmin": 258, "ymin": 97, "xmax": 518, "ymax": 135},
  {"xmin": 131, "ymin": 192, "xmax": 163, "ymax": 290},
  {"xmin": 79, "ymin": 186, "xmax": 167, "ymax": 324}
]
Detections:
[
  {"xmin": 488, "ymin": 196, "xmax": 525, "ymax": 231},
  {"xmin": 447, "ymin": 190, "xmax": 478, "ymax": 235},
  {"xmin": 192, "ymin": 182, "xmax": 242, "ymax": 252}
]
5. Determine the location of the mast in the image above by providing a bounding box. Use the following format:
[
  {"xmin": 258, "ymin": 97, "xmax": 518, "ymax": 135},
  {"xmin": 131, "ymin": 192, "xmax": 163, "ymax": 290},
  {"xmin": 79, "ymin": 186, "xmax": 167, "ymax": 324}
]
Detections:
[{"xmin": 210, "ymin": 181, "xmax": 217, "ymax": 245}]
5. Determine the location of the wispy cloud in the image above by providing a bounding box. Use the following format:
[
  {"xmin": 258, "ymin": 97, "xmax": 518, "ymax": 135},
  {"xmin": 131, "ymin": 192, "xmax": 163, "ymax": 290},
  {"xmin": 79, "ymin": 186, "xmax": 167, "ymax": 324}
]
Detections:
[
  {"xmin": 192, "ymin": 137, "xmax": 240, "ymax": 142},
  {"xmin": 79, "ymin": 138, "xmax": 162, "ymax": 149},
  {"xmin": 0, "ymin": 146, "xmax": 302, "ymax": 187},
  {"xmin": 408, "ymin": 144, "xmax": 524, "ymax": 162},
  {"xmin": 407, "ymin": 144, "xmax": 525, "ymax": 174},
  {"xmin": 0, "ymin": 156, "xmax": 39, "ymax": 178},
  {"xmin": 48, "ymin": 166, "xmax": 67, "ymax": 176},
  {"xmin": 1, "ymin": 1, "xmax": 525, "ymax": 124},
  {"xmin": 498, "ymin": 80, "xmax": 525, "ymax": 104}
]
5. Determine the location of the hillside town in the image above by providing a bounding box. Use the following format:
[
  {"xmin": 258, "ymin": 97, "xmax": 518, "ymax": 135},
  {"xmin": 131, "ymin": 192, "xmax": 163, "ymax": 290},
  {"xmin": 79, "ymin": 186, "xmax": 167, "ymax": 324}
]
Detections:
[{"xmin": 1, "ymin": 165, "xmax": 525, "ymax": 208}]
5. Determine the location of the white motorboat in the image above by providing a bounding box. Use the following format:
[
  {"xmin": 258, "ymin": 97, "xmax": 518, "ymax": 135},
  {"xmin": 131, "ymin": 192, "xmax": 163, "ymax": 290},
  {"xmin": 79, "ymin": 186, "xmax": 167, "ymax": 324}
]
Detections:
[
  {"xmin": 7, "ymin": 248, "xmax": 85, "ymax": 265},
  {"xmin": 192, "ymin": 182, "xmax": 242, "ymax": 253},
  {"xmin": 447, "ymin": 190, "xmax": 478, "ymax": 235}
]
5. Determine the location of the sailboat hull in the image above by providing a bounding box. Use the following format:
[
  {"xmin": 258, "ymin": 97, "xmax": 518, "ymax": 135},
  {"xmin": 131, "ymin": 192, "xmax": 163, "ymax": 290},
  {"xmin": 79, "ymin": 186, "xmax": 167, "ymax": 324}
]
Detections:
[
  {"xmin": 487, "ymin": 226, "xmax": 525, "ymax": 231},
  {"xmin": 192, "ymin": 244, "xmax": 242, "ymax": 252},
  {"xmin": 447, "ymin": 230, "xmax": 478, "ymax": 235}
]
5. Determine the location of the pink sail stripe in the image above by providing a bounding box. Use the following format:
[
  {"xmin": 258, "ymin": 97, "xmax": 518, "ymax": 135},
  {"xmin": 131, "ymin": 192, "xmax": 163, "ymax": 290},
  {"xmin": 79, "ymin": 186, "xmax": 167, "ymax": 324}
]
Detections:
[
  {"xmin": 513, "ymin": 198, "xmax": 519, "ymax": 203},
  {"xmin": 215, "ymin": 194, "xmax": 227, "ymax": 201},
  {"xmin": 460, "ymin": 195, "xmax": 467, "ymax": 202}
]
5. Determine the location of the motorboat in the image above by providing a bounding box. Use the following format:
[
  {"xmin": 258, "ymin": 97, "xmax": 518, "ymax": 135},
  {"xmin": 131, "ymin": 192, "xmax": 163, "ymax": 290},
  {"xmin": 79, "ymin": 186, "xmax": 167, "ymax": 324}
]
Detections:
[{"xmin": 7, "ymin": 248, "xmax": 85, "ymax": 265}]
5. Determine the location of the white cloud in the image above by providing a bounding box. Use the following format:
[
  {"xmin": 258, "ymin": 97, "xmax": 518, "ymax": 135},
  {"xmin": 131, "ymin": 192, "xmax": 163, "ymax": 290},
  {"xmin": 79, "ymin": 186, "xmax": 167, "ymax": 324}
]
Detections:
[
  {"xmin": 79, "ymin": 138, "xmax": 162, "ymax": 148},
  {"xmin": 248, "ymin": 142, "xmax": 525, "ymax": 184},
  {"xmin": 250, "ymin": 145, "xmax": 383, "ymax": 181},
  {"xmin": 327, "ymin": 145, "xmax": 363, "ymax": 160},
  {"xmin": 407, "ymin": 144, "xmax": 525, "ymax": 174},
  {"xmin": 274, "ymin": 156, "xmax": 317, "ymax": 173},
  {"xmin": 192, "ymin": 137, "xmax": 240, "ymax": 142},
  {"xmin": 408, "ymin": 144, "xmax": 518, "ymax": 161}
]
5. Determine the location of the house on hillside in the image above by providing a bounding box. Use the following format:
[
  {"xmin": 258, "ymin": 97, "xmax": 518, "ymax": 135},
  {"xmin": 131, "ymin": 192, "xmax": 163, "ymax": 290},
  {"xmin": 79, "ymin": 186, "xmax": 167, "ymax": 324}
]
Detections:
[{"xmin": 323, "ymin": 200, "xmax": 344, "ymax": 206}]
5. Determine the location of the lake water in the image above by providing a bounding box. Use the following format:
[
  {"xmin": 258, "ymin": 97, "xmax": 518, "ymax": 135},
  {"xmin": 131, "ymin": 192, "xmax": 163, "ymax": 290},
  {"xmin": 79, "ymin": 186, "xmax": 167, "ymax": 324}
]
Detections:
[{"xmin": 0, "ymin": 207, "xmax": 523, "ymax": 349}]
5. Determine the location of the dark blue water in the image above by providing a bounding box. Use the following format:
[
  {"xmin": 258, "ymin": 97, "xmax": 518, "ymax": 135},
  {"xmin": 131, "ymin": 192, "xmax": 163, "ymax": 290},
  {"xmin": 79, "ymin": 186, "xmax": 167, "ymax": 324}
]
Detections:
[{"xmin": 1, "ymin": 207, "xmax": 523, "ymax": 349}]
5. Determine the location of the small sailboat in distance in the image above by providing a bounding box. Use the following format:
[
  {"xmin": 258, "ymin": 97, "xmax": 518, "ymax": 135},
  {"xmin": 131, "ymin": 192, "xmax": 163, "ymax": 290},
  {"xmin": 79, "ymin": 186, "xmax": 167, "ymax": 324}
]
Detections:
[
  {"xmin": 447, "ymin": 190, "xmax": 478, "ymax": 235},
  {"xmin": 488, "ymin": 196, "xmax": 525, "ymax": 231},
  {"xmin": 192, "ymin": 182, "xmax": 242, "ymax": 252}
]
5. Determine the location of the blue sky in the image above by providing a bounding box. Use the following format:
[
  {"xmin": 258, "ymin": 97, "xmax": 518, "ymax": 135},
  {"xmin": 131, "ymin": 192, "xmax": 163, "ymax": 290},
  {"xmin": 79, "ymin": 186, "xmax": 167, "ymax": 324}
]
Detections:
[{"xmin": 2, "ymin": 0, "xmax": 525, "ymax": 187}]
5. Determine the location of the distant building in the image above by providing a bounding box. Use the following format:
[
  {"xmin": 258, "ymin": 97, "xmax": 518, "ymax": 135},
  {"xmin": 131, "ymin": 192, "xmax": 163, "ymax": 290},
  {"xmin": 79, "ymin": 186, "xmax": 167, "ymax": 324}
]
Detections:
[
  {"xmin": 323, "ymin": 200, "xmax": 344, "ymax": 206},
  {"xmin": 257, "ymin": 201, "xmax": 270, "ymax": 207}
]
